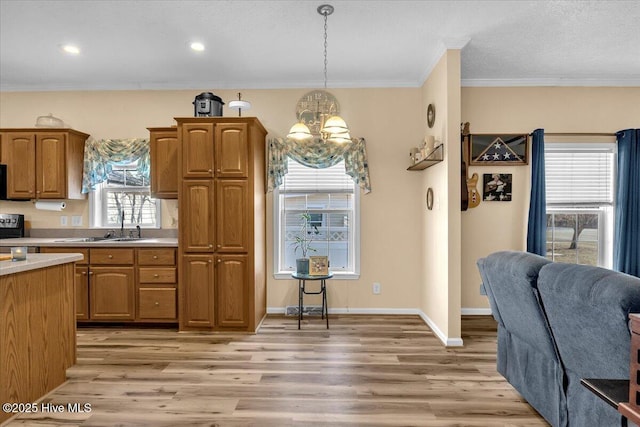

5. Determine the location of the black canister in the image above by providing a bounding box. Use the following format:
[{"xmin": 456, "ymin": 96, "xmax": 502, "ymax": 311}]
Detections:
[{"xmin": 193, "ymin": 92, "xmax": 224, "ymax": 117}]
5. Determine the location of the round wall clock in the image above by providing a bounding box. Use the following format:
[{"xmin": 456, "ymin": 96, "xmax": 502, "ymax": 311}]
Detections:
[
  {"xmin": 427, "ymin": 103, "xmax": 436, "ymax": 128},
  {"xmin": 295, "ymin": 90, "xmax": 340, "ymax": 135}
]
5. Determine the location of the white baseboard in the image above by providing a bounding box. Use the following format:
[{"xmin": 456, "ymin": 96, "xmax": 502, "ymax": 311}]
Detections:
[
  {"xmin": 461, "ymin": 308, "xmax": 492, "ymax": 315},
  {"xmin": 267, "ymin": 307, "xmax": 464, "ymax": 347}
]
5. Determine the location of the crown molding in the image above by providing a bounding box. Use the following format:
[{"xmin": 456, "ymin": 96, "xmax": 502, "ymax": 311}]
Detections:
[{"xmin": 461, "ymin": 78, "xmax": 640, "ymax": 87}]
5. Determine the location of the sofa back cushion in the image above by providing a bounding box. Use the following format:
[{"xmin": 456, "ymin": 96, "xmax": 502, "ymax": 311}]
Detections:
[
  {"xmin": 537, "ymin": 263, "xmax": 640, "ymax": 378},
  {"xmin": 477, "ymin": 251, "xmax": 556, "ymax": 357}
]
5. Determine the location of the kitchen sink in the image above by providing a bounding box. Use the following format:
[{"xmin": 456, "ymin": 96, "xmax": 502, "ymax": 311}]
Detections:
[{"xmin": 54, "ymin": 237, "xmax": 110, "ymax": 242}]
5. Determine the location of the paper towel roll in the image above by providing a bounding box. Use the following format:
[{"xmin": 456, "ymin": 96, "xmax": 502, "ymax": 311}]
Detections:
[{"xmin": 34, "ymin": 201, "xmax": 66, "ymax": 211}]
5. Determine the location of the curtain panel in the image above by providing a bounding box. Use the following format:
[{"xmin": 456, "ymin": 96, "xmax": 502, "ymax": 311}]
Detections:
[
  {"xmin": 527, "ymin": 129, "xmax": 546, "ymax": 256},
  {"xmin": 614, "ymin": 129, "xmax": 640, "ymax": 277},
  {"xmin": 267, "ymin": 137, "xmax": 371, "ymax": 194},
  {"xmin": 81, "ymin": 137, "xmax": 150, "ymax": 193}
]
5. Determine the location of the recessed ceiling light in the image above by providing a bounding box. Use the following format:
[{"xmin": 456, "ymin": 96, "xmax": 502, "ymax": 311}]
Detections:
[
  {"xmin": 190, "ymin": 42, "xmax": 205, "ymax": 52},
  {"xmin": 62, "ymin": 45, "xmax": 80, "ymax": 55}
]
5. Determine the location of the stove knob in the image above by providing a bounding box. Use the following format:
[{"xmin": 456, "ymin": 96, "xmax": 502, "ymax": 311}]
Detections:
[{"xmin": 0, "ymin": 219, "xmax": 5, "ymax": 224}]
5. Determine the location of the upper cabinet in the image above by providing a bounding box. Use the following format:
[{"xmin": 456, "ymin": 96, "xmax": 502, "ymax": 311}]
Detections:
[
  {"xmin": 215, "ymin": 123, "xmax": 248, "ymax": 178},
  {"xmin": 181, "ymin": 122, "xmax": 215, "ymax": 178},
  {"xmin": 0, "ymin": 128, "xmax": 89, "ymax": 200},
  {"xmin": 148, "ymin": 127, "xmax": 179, "ymax": 199}
]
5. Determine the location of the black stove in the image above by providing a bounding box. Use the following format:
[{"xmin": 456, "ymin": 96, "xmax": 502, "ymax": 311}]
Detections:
[{"xmin": 0, "ymin": 214, "xmax": 25, "ymax": 239}]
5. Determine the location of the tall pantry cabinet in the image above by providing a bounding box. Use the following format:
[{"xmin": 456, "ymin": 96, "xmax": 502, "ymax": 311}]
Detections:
[{"xmin": 176, "ymin": 117, "xmax": 267, "ymax": 332}]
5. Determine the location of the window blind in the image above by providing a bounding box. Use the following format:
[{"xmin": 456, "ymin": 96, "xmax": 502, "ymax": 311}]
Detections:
[
  {"xmin": 281, "ymin": 158, "xmax": 354, "ymax": 193},
  {"xmin": 545, "ymin": 145, "xmax": 614, "ymax": 206}
]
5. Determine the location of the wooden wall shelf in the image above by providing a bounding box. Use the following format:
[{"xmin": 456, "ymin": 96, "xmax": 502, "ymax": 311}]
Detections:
[{"xmin": 407, "ymin": 144, "xmax": 443, "ymax": 171}]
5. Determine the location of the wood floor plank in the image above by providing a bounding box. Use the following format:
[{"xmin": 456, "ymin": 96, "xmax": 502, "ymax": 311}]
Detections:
[{"xmin": 1, "ymin": 315, "xmax": 548, "ymax": 426}]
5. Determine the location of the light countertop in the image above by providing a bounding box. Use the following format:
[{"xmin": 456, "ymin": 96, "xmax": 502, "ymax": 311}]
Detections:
[
  {"xmin": 0, "ymin": 253, "xmax": 84, "ymax": 276},
  {"xmin": 0, "ymin": 237, "xmax": 178, "ymax": 247}
]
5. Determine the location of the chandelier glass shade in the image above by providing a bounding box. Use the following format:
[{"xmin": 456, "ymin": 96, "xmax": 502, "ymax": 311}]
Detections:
[{"xmin": 287, "ymin": 4, "xmax": 350, "ymax": 143}]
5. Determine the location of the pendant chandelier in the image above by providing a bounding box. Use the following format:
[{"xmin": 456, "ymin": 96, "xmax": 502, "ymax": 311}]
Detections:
[{"xmin": 287, "ymin": 4, "xmax": 351, "ymax": 143}]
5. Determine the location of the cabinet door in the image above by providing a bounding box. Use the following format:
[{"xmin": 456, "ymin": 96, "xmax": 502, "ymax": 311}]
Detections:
[
  {"xmin": 216, "ymin": 180, "xmax": 249, "ymax": 253},
  {"xmin": 2, "ymin": 132, "xmax": 36, "ymax": 199},
  {"xmin": 216, "ymin": 255, "xmax": 249, "ymax": 328},
  {"xmin": 150, "ymin": 129, "xmax": 179, "ymax": 198},
  {"xmin": 36, "ymin": 133, "xmax": 67, "ymax": 199},
  {"xmin": 215, "ymin": 123, "xmax": 248, "ymax": 178},
  {"xmin": 76, "ymin": 266, "xmax": 89, "ymax": 320},
  {"xmin": 182, "ymin": 122, "xmax": 214, "ymax": 178},
  {"xmin": 89, "ymin": 267, "xmax": 135, "ymax": 320},
  {"xmin": 181, "ymin": 180, "xmax": 215, "ymax": 252},
  {"xmin": 181, "ymin": 254, "xmax": 215, "ymax": 328}
]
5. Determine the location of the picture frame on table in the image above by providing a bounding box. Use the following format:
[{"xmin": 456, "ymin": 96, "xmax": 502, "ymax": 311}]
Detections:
[{"xmin": 309, "ymin": 256, "xmax": 329, "ymax": 276}]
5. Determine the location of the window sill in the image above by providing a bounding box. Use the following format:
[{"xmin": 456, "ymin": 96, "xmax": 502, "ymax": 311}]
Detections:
[{"xmin": 274, "ymin": 272, "xmax": 360, "ymax": 280}]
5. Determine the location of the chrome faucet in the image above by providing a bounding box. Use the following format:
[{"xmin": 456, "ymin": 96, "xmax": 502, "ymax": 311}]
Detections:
[
  {"xmin": 136, "ymin": 225, "xmax": 142, "ymax": 239},
  {"xmin": 120, "ymin": 210, "xmax": 125, "ymax": 237}
]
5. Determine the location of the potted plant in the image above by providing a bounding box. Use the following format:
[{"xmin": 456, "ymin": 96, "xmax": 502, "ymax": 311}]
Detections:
[{"xmin": 292, "ymin": 211, "xmax": 320, "ymax": 275}]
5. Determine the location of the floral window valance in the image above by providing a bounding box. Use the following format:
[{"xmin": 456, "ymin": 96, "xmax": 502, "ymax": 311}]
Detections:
[
  {"xmin": 81, "ymin": 137, "xmax": 150, "ymax": 193},
  {"xmin": 267, "ymin": 137, "xmax": 371, "ymax": 193}
]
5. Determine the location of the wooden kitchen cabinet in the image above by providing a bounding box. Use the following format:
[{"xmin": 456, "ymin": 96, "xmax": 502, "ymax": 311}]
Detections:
[
  {"xmin": 181, "ymin": 180, "xmax": 215, "ymax": 252},
  {"xmin": 148, "ymin": 127, "xmax": 179, "ymax": 199},
  {"xmin": 181, "ymin": 254, "xmax": 215, "ymax": 328},
  {"xmin": 40, "ymin": 246, "xmax": 179, "ymax": 323},
  {"xmin": 215, "ymin": 123, "xmax": 248, "ymax": 178},
  {"xmin": 137, "ymin": 248, "xmax": 177, "ymax": 321},
  {"xmin": 90, "ymin": 266, "xmax": 135, "ymax": 320},
  {"xmin": 40, "ymin": 247, "xmax": 89, "ymax": 320},
  {"xmin": 216, "ymin": 180, "xmax": 249, "ymax": 253},
  {"xmin": 176, "ymin": 117, "xmax": 266, "ymax": 332},
  {"xmin": 0, "ymin": 128, "xmax": 89, "ymax": 200},
  {"xmin": 216, "ymin": 255, "xmax": 249, "ymax": 328},
  {"xmin": 182, "ymin": 122, "xmax": 215, "ymax": 178}
]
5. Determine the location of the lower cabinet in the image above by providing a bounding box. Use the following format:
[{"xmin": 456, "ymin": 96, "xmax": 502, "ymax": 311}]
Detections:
[
  {"xmin": 216, "ymin": 255, "xmax": 249, "ymax": 328},
  {"xmin": 181, "ymin": 254, "xmax": 215, "ymax": 328},
  {"xmin": 90, "ymin": 266, "xmax": 135, "ymax": 320},
  {"xmin": 40, "ymin": 246, "xmax": 178, "ymax": 323}
]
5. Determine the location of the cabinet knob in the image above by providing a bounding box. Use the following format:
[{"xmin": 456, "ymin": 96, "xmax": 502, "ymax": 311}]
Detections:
[
  {"xmin": 108, "ymin": 254, "xmax": 113, "ymax": 259},
  {"xmin": 216, "ymin": 169, "xmax": 221, "ymax": 173},
  {"xmin": 208, "ymin": 169, "xmax": 213, "ymax": 174},
  {"xmin": 154, "ymin": 274, "xmax": 159, "ymax": 278},
  {"xmin": 153, "ymin": 255, "xmax": 158, "ymax": 259},
  {"xmin": 81, "ymin": 271, "xmax": 87, "ymax": 275},
  {"xmin": 208, "ymin": 259, "xmax": 212, "ymax": 263},
  {"xmin": 154, "ymin": 302, "xmax": 160, "ymax": 307},
  {"xmin": 217, "ymin": 244, "xmax": 221, "ymax": 248},
  {"xmin": 208, "ymin": 244, "xmax": 213, "ymax": 248},
  {"xmin": 217, "ymin": 259, "xmax": 222, "ymax": 263},
  {"xmin": 89, "ymin": 271, "xmax": 94, "ymax": 275}
]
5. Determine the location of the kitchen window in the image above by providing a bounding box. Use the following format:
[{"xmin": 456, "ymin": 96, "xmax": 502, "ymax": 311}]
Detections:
[
  {"xmin": 90, "ymin": 161, "xmax": 161, "ymax": 229},
  {"xmin": 545, "ymin": 142, "xmax": 615, "ymax": 267},
  {"xmin": 273, "ymin": 158, "xmax": 360, "ymax": 279}
]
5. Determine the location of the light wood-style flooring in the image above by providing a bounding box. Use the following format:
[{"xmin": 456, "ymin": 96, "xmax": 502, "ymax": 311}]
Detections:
[{"xmin": 2, "ymin": 315, "xmax": 547, "ymax": 426}]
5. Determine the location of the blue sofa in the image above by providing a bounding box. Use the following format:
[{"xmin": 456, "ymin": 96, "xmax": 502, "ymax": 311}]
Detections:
[{"xmin": 478, "ymin": 251, "xmax": 640, "ymax": 427}]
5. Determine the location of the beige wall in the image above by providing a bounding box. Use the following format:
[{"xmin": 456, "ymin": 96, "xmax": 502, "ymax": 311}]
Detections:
[
  {"xmin": 419, "ymin": 50, "xmax": 462, "ymax": 343},
  {"xmin": 0, "ymin": 87, "xmax": 426, "ymax": 312},
  {"xmin": 460, "ymin": 86, "xmax": 640, "ymax": 311}
]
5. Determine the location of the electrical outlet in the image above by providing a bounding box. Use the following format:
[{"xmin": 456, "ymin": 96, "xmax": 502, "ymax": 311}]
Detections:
[
  {"xmin": 373, "ymin": 282, "xmax": 381, "ymax": 295},
  {"xmin": 71, "ymin": 215, "xmax": 83, "ymax": 227},
  {"xmin": 60, "ymin": 216, "xmax": 68, "ymax": 226}
]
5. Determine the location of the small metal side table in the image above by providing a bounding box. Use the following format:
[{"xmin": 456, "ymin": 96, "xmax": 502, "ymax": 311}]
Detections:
[{"xmin": 291, "ymin": 272, "xmax": 333, "ymax": 329}]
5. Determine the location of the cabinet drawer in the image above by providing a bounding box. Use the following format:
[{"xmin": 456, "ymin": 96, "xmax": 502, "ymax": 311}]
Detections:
[
  {"xmin": 139, "ymin": 267, "xmax": 176, "ymax": 283},
  {"xmin": 40, "ymin": 247, "xmax": 89, "ymax": 265},
  {"xmin": 138, "ymin": 248, "xmax": 175, "ymax": 265},
  {"xmin": 90, "ymin": 248, "xmax": 134, "ymax": 265},
  {"xmin": 139, "ymin": 287, "xmax": 177, "ymax": 319}
]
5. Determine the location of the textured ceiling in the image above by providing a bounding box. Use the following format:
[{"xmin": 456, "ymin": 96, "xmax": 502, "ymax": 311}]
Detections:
[{"xmin": 1, "ymin": 0, "xmax": 639, "ymax": 91}]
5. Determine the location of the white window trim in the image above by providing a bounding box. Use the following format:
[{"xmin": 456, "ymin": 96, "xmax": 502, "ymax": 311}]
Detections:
[
  {"xmin": 545, "ymin": 141, "xmax": 616, "ymax": 268},
  {"xmin": 90, "ymin": 187, "xmax": 162, "ymax": 229},
  {"xmin": 272, "ymin": 185, "xmax": 360, "ymax": 280}
]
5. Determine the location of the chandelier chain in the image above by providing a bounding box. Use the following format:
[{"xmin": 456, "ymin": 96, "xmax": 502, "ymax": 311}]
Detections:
[{"xmin": 323, "ymin": 11, "xmax": 328, "ymax": 89}]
